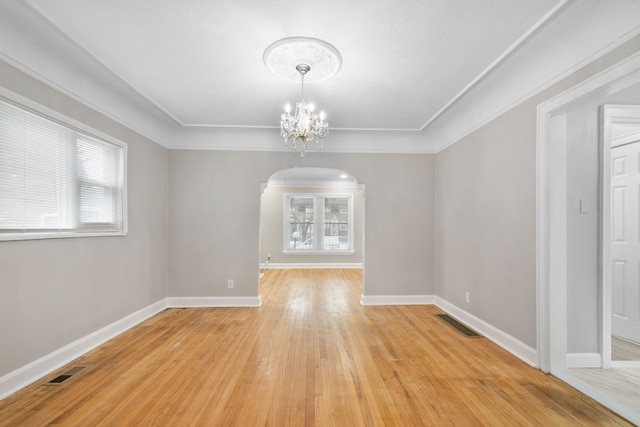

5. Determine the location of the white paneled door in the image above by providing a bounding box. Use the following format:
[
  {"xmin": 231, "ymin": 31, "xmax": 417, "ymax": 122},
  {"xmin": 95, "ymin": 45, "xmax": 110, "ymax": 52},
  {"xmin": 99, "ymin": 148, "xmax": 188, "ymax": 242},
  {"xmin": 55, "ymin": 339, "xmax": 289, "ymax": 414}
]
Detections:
[{"xmin": 611, "ymin": 140, "xmax": 640, "ymax": 344}]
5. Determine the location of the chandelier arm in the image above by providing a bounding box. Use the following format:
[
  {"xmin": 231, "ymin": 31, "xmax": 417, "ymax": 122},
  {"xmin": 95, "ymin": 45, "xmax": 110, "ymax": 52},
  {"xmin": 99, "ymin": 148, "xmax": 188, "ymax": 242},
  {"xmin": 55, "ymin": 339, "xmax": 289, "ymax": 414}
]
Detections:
[{"xmin": 278, "ymin": 62, "xmax": 329, "ymax": 155}]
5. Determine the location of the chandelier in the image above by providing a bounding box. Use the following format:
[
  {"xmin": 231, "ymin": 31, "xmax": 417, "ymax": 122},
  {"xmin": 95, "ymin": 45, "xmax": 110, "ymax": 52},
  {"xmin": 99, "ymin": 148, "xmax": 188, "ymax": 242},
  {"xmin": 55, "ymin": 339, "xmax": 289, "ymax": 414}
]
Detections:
[
  {"xmin": 280, "ymin": 64, "xmax": 328, "ymax": 156},
  {"xmin": 263, "ymin": 37, "xmax": 342, "ymax": 156}
]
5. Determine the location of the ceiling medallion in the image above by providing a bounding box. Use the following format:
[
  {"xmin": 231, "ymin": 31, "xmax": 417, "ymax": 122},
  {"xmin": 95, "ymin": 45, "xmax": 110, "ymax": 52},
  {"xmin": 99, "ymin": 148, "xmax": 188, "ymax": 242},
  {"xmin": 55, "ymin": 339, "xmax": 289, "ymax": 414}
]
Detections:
[
  {"xmin": 263, "ymin": 36, "xmax": 342, "ymax": 83},
  {"xmin": 263, "ymin": 37, "xmax": 342, "ymax": 156}
]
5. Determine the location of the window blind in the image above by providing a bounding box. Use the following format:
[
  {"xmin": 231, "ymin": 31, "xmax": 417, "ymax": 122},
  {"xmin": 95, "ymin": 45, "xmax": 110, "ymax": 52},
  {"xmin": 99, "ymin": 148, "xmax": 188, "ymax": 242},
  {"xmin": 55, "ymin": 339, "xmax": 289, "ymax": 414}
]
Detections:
[{"xmin": 0, "ymin": 98, "xmax": 126, "ymax": 239}]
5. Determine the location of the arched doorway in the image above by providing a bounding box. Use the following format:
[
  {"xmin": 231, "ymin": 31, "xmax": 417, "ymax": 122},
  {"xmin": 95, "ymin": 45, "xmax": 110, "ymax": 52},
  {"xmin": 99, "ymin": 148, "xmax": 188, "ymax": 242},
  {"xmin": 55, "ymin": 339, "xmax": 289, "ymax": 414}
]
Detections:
[{"xmin": 258, "ymin": 167, "xmax": 365, "ymax": 294}]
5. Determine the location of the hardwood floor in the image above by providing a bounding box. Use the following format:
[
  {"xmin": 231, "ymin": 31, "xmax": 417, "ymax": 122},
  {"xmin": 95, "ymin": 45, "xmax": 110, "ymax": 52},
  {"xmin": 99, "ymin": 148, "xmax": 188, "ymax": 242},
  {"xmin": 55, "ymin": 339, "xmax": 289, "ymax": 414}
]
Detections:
[{"xmin": 0, "ymin": 269, "xmax": 633, "ymax": 426}]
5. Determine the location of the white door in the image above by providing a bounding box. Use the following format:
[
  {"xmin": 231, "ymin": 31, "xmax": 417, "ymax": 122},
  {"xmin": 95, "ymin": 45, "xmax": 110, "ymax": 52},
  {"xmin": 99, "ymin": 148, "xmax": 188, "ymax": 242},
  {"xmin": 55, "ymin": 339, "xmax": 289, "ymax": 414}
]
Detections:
[{"xmin": 611, "ymin": 139, "xmax": 640, "ymax": 344}]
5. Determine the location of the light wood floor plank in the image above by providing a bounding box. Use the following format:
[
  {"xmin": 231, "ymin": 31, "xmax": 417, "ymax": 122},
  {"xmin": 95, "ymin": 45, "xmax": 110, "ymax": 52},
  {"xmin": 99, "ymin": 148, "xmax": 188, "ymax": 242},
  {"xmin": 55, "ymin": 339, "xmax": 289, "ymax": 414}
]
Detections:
[
  {"xmin": 612, "ymin": 336, "xmax": 640, "ymax": 361},
  {"xmin": 571, "ymin": 367, "xmax": 640, "ymax": 415},
  {"xmin": 0, "ymin": 269, "xmax": 634, "ymax": 426}
]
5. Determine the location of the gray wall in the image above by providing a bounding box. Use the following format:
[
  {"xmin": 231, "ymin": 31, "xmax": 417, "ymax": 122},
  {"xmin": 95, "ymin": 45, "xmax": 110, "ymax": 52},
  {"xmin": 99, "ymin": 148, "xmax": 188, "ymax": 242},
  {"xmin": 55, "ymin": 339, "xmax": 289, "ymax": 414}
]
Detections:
[
  {"xmin": 435, "ymin": 102, "xmax": 537, "ymax": 346},
  {"xmin": 259, "ymin": 185, "xmax": 364, "ymax": 265},
  {"xmin": 168, "ymin": 151, "xmax": 435, "ymax": 297},
  {"xmin": 566, "ymin": 104, "xmax": 600, "ymax": 354},
  {"xmin": 0, "ymin": 61, "xmax": 169, "ymax": 377},
  {"xmin": 435, "ymin": 35, "xmax": 640, "ymax": 349}
]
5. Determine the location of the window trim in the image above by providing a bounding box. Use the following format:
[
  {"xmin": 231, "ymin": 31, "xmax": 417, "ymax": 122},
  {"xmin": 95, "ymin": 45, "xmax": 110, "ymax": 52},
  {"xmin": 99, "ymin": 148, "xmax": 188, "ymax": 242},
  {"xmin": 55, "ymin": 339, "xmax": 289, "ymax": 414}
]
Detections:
[
  {"xmin": 283, "ymin": 193, "xmax": 354, "ymax": 255},
  {"xmin": 0, "ymin": 89, "xmax": 128, "ymax": 241}
]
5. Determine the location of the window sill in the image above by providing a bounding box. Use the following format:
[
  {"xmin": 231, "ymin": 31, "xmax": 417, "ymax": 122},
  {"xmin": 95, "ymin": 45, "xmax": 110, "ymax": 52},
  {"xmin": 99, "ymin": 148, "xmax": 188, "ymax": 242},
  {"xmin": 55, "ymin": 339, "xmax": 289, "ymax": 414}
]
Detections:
[
  {"xmin": 0, "ymin": 231, "xmax": 127, "ymax": 242},
  {"xmin": 283, "ymin": 250, "xmax": 355, "ymax": 256}
]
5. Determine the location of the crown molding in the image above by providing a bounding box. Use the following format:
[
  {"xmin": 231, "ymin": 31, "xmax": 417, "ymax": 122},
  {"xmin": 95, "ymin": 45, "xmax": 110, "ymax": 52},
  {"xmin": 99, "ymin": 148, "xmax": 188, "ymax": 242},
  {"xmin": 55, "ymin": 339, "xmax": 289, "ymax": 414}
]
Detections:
[
  {"xmin": 427, "ymin": 5, "xmax": 640, "ymax": 153},
  {"xmin": 1, "ymin": 1, "xmax": 639, "ymax": 154},
  {"xmin": 0, "ymin": 1, "xmax": 179, "ymax": 148}
]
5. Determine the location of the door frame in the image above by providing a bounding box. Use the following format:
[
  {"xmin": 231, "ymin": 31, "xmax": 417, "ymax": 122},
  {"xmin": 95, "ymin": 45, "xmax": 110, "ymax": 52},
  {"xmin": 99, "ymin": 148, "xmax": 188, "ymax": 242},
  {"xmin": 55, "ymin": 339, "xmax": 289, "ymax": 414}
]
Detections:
[{"xmin": 537, "ymin": 52, "xmax": 640, "ymax": 374}]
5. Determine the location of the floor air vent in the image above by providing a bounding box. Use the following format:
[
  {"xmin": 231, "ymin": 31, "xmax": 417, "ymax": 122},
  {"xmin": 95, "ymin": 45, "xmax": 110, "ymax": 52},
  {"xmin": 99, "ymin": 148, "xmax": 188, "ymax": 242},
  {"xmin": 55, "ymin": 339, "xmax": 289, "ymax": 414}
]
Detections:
[
  {"xmin": 436, "ymin": 314, "xmax": 482, "ymax": 338},
  {"xmin": 45, "ymin": 366, "xmax": 86, "ymax": 385}
]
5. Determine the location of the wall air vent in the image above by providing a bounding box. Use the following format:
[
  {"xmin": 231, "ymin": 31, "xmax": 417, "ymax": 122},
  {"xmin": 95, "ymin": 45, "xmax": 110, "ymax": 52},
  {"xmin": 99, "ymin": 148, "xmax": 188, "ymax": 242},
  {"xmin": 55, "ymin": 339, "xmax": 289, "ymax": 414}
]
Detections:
[
  {"xmin": 45, "ymin": 366, "xmax": 87, "ymax": 385},
  {"xmin": 436, "ymin": 314, "xmax": 482, "ymax": 338}
]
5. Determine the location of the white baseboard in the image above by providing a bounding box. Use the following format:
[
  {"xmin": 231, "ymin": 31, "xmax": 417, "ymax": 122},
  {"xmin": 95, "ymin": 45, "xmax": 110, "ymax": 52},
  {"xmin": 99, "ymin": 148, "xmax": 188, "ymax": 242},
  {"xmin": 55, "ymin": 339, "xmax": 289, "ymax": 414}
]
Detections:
[
  {"xmin": 167, "ymin": 296, "xmax": 262, "ymax": 307},
  {"xmin": 0, "ymin": 295, "xmax": 265, "ymax": 400},
  {"xmin": 566, "ymin": 353, "xmax": 602, "ymax": 368},
  {"xmin": 265, "ymin": 263, "xmax": 363, "ymax": 269},
  {"xmin": 435, "ymin": 297, "xmax": 538, "ymax": 368},
  {"xmin": 0, "ymin": 299, "xmax": 168, "ymax": 400},
  {"xmin": 359, "ymin": 295, "xmax": 538, "ymax": 367},
  {"xmin": 611, "ymin": 360, "xmax": 640, "ymax": 368},
  {"xmin": 360, "ymin": 294, "xmax": 435, "ymax": 305}
]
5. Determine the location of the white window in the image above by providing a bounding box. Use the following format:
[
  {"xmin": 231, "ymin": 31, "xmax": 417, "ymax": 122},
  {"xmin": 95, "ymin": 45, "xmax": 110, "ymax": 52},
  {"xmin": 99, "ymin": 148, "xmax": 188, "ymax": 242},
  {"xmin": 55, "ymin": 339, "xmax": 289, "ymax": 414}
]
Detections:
[
  {"xmin": 284, "ymin": 194, "xmax": 353, "ymax": 254},
  {"xmin": 0, "ymin": 97, "xmax": 127, "ymax": 240}
]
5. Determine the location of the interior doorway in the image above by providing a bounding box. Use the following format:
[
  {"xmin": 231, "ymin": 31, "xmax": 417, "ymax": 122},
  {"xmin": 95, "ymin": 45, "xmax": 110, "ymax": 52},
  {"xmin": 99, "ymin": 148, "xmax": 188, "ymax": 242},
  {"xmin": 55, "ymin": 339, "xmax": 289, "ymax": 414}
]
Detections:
[
  {"xmin": 601, "ymin": 105, "xmax": 640, "ymax": 367},
  {"xmin": 537, "ymin": 54, "xmax": 640, "ymax": 423}
]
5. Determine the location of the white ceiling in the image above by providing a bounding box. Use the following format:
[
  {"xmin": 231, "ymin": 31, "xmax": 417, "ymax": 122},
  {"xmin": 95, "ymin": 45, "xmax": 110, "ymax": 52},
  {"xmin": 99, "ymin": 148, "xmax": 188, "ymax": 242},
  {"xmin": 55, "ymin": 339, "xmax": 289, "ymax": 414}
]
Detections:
[
  {"xmin": 19, "ymin": 0, "xmax": 563, "ymax": 130},
  {"xmin": 2, "ymin": 0, "xmax": 640, "ymax": 152}
]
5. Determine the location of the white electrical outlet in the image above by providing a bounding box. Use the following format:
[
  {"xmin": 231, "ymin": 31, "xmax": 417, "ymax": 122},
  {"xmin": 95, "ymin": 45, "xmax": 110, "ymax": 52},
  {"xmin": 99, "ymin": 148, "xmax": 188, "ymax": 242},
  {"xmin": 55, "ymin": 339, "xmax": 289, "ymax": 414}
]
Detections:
[
  {"xmin": 465, "ymin": 291, "xmax": 470, "ymax": 303},
  {"xmin": 227, "ymin": 279, "xmax": 234, "ymax": 288}
]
